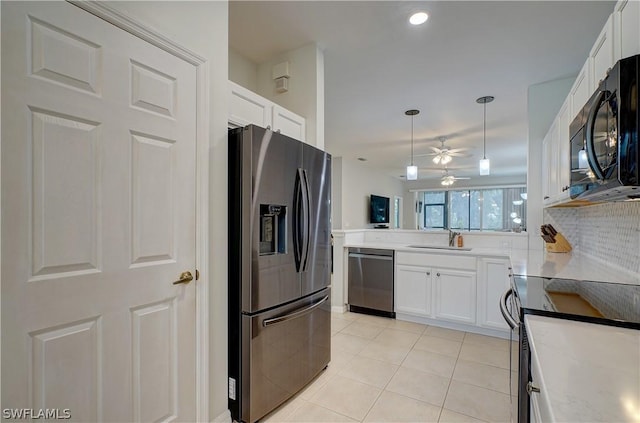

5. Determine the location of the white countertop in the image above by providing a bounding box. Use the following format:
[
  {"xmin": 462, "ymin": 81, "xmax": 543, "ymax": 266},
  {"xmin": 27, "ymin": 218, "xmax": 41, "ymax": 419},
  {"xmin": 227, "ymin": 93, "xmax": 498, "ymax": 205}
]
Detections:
[
  {"xmin": 513, "ymin": 249, "xmax": 640, "ymax": 285},
  {"xmin": 525, "ymin": 314, "xmax": 640, "ymax": 423},
  {"xmin": 342, "ymin": 242, "xmax": 639, "ymax": 285}
]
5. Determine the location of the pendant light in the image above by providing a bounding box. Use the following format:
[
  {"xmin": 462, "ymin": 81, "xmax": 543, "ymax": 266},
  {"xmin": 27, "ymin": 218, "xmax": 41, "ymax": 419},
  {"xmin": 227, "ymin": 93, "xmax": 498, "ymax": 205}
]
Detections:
[
  {"xmin": 476, "ymin": 96, "xmax": 494, "ymax": 176},
  {"xmin": 406, "ymin": 109, "xmax": 419, "ymax": 180}
]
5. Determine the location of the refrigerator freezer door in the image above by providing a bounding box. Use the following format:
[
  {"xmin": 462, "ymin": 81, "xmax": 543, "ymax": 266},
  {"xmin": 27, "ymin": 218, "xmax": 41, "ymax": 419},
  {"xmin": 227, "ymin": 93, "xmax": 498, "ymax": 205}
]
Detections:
[
  {"xmin": 301, "ymin": 145, "xmax": 332, "ymax": 297},
  {"xmin": 235, "ymin": 288, "xmax": 331, "ymax": 423}
]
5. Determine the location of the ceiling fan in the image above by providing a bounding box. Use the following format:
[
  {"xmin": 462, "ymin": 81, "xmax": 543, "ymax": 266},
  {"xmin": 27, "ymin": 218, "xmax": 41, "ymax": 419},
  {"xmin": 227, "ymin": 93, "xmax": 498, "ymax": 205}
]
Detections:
[
  {"xmin": 416, "ymin": 137, "xmax": 471, "ymax": 165},
  {"xmin": 440, "ymin": 167, "xmax": 470, "ymax": 186}
]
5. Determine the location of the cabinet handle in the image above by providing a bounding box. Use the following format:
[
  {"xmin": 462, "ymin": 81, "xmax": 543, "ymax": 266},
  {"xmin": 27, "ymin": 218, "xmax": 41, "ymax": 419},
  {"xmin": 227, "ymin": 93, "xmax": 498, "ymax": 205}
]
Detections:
[
  {"xmin": 562, "ymin": 185, "xmax": 570, "ymax": 192},
  {"xmin": 426, "ymin": 272, "xmax": 430, "ymax": 276},
  {"xmin": 436, "ymin": 272, "xmax": 440, "ymax": 277},
  {"xmin": 527, "ymin": 382, "xmax": 540, "ymax": 394},
  {"xmin": 544, "ymin": 196, "xmax": 550, "ymax": 200}
]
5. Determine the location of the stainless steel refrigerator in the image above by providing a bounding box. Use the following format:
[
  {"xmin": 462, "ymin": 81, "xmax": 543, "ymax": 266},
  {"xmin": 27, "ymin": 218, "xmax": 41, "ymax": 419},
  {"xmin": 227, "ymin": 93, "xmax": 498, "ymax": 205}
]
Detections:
[{"xmin": 228, "ymin": 125, "xmax": 332, "ymax": 423}]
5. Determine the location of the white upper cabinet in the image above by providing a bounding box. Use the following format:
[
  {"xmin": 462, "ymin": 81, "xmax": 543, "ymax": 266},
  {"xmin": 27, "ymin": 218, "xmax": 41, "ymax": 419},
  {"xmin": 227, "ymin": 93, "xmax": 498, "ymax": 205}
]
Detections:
[
  {"xmin": 557, "ymin": 98, "xmax": 572, "ymax": 202},
  {"xmin": 570, "ymin": 59, "xmax": 592, "ymax": 120},
  {"xmin": 542, "ymin": 98, "xmax": 571, "ymax": 206},
  {"xmin": 228, "ymin": 81, "xmax": 307, "ymax": 142},
  {"xmin": 590, "ymin": 14, "xmax": 616, "ymax": 91},
  {"xmin": 542, "ymin": 119, "xmax": 559, "ymax": 205},
  {"xmin": 614, "ymin": 0, "xmax": 640, "ymax": 60},
  {"xmin": 272, "ymin": 104, "xmax": 306, "ymax": 142},
  {"xmin": 229, "ymin": 81, "xmax": 272, "ymax": 128}
]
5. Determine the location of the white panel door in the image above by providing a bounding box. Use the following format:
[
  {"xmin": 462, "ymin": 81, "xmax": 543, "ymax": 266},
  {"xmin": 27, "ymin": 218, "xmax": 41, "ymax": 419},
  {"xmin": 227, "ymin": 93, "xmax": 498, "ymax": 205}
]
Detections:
[{"xmin": 2, "ymin": 2, "xmax": 197, "ymax": 422}]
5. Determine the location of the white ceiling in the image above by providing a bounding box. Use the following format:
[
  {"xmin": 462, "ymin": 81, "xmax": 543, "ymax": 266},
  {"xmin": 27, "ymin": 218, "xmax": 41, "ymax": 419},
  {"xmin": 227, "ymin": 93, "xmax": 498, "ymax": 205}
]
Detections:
[{"xmin": 229, "ymin": 1, "xmax": 614, "ymax": 182}]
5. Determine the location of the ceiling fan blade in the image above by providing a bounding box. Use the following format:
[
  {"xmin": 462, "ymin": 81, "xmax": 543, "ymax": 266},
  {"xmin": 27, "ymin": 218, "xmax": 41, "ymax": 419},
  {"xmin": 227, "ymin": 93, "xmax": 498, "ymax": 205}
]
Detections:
[
  {"xmin": 447, "ymin": 148, "xmax": 468, "ymax": 154},
  {"xmin": 453, "ymin": 176, "xmax": 471, "ymax": 180},
  {"xmin": 414, "ymin": 152, "xmax": 439, "ymax": 157}
]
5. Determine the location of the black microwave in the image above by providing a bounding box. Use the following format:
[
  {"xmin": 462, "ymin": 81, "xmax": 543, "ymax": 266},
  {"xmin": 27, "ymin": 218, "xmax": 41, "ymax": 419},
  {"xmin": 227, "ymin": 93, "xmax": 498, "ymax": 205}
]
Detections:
[{"xmin": 569, "ymin": 54, "xmax": 640, "ymax": 201}]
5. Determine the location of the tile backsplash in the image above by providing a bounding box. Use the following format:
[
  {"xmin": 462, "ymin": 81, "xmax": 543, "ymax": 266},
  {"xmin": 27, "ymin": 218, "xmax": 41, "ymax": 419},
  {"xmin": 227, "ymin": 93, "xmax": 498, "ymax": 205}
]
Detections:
[{"xmin": 544, "ymin": 202, "xmax": 640, "ymax": 277}]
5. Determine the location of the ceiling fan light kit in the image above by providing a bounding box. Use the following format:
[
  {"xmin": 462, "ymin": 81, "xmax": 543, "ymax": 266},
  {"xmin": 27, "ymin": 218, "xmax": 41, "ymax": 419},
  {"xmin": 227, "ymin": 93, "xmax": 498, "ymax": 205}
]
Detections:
[
  {"xmin": 406, "ymin": 109, "xmax": 420, "ymax": 180},
  {"xmin": 477, "ymin": 95, "xmax": 494, "ymax": 176}
]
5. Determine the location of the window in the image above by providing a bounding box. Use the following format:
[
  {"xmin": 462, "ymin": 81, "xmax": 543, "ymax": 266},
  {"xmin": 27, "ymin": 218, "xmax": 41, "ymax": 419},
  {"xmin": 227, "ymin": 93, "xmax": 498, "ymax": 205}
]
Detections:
[
  {"xmin": 421, "ymin": 187, "xmax": 526, "ymax": 231},
  {"xmin": 393, "ymin": 196, "xmax": 402, "ymax": 229},
  {"xmin": 424, "ymin": 191, "xmax": 447, "ymax": 229}
]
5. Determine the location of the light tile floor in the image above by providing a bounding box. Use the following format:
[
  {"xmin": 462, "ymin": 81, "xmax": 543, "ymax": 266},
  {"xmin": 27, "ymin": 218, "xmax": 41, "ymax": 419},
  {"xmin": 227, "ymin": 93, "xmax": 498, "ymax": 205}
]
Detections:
[{"xmin": 263, "ymin": 312, "xmax": 516, "ymax": 423}]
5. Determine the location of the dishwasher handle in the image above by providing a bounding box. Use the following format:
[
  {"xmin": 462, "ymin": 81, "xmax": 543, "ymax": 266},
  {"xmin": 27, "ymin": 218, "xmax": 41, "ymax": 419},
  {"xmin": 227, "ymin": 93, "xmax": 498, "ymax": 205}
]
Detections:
[{"xmin": 348, "ymin": 253, "xmax": 393, "ymax": 261}]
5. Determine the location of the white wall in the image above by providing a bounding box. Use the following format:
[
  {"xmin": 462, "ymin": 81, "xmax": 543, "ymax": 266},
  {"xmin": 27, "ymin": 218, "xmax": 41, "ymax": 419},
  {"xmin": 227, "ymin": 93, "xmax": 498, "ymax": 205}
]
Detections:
[
  {"xmin": 105, "ymin": 2, "xmax": 229, "ymax": 421},
  {"xmin": 229, "ymin": 48, "xmax": 258, "ymax": 92},
  {"xmin": 335, "ymin": 158, "xmax": 404, "ymax": 229},
  {"xmin": 256, "ymin": 43, "xmax": 325, "ymax": 149},
  {"xmin": 526, "ymin": 76, "xmax": 574, "ymax": 251},
  {"xmin": 332, "ymin": 157, "xmax": 343, "ymax": 229}
]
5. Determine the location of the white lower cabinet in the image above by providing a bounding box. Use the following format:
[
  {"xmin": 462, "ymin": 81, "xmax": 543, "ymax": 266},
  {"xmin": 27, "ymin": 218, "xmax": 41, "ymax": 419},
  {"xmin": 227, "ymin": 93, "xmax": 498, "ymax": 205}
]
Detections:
[
  {"xmin": 434, "ymin": 269, "xmax": 476, "ymax": 324},
  {"xmin": 477, "ymin": 257, "xmax": 511, "ymax": 330},
  {"xmin": 395, "ymin": 251, "xmax": 510, "ymax": 336},
  {"xmin": 396, "ymin": 265, "xmax": 432, "ymax": 317}
]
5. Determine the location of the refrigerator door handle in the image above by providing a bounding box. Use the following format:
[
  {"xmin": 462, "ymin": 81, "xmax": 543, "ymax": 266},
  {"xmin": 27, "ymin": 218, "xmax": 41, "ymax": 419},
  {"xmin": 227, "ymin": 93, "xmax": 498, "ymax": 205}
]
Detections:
[
  {"xmin": 262, "ymin": 295, "xmax": 329, "ymax": 327},
  {"xmin": 293, "ymin": 169, "xmax": 303, "ymax": 272},
  {"xmin": 301, "ymin": 169, "xmax": 311, "ymax": 271}
]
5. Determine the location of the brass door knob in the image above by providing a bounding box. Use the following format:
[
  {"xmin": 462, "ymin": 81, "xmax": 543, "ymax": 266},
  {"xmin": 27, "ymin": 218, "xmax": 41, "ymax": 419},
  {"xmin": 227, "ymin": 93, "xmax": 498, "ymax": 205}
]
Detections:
[{"xmin": 173, "ymin": 271, "xmax": 194, "ymax": 285}]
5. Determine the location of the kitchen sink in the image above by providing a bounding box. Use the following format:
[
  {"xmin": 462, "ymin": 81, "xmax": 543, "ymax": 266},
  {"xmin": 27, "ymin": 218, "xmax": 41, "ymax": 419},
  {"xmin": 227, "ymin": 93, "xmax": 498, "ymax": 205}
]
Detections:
[{"xmin": 407, "ymin": 245, "xmax": 472, "ymax": 251}]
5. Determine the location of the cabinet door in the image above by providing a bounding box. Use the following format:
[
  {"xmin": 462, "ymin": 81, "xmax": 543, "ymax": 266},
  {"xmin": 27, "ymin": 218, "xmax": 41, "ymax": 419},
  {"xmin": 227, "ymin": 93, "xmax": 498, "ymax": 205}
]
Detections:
[
  {"xmin": 396, "ymin": 265, "xmax": 432, "ymax": 316},
  {"xmin": 570, "ymin": 60, "xmax": 592, "ymax": 119},
  {"xmin": 557, "ymin": 99, "xmax": 571, "ymax": 202},
  {"xmin": 273, "ymin": 104, "xmax": 306, "ymax": 142},
  {"xmin": 542, "ymin": 130, "xmax": 552, "ymax": 204},
  {"xmin": 590, "ymin": 14, "xmax": 615, "ymax": 90},
  {"xmin": 477, "ymin": 258, "xmax": 510, "ymax": 331},
  {"xmin": 228, "ymin": 81, "xmax": 272, "ymax": 128},
  {"xmin": 614, "ymin": 0, "xmax": 640, "ymax": 60},
  {"xmin": 434, "ymin": 268, "xmax": 476, "ymax": 324}
]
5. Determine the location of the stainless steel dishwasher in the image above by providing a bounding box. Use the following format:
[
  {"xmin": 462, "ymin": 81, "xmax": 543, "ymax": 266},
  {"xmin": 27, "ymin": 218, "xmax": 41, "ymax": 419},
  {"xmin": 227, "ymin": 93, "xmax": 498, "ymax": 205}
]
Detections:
[{"xmin": 348, "ymin": 248, "xmax": 395, "ymax": 318}]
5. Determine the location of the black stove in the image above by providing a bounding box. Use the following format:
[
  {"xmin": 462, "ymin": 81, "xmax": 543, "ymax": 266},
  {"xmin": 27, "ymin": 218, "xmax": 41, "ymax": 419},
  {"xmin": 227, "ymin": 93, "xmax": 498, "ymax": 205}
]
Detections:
[{"xmin": 513, "ymin": 275, "xmax": 640, "ymax": 329}]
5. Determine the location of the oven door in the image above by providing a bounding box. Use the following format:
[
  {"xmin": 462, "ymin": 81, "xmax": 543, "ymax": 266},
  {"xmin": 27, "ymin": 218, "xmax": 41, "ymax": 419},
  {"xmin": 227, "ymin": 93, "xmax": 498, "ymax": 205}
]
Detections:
[{"xmin": 585, "ymin": 86, "xmax": 618, "ymax": 181}]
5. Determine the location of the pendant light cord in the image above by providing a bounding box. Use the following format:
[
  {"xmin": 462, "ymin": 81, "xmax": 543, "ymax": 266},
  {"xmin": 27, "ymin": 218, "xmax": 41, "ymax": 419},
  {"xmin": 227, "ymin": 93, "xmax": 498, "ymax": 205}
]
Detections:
[
  {"xmin": 483, "ymin": 102, "xmax": 487, "ymax": 160},
  {"xmin": 411, "ymin": 115, "xmax": 414, "ymax": 166}
]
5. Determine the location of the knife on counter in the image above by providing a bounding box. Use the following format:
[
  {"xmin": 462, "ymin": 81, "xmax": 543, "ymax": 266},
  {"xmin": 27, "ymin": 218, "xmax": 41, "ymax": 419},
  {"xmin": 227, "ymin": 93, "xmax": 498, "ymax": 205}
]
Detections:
[{"xmin": 540, "ymin": 225, "xmax": 556, "ymax": 243}]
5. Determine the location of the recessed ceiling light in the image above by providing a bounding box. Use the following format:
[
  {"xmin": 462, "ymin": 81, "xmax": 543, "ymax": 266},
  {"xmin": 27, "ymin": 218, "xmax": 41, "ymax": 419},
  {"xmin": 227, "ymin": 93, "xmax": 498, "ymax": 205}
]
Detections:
[{"xmin": 409, "ymin": 12, "xmax": 429, "ymax": 26}]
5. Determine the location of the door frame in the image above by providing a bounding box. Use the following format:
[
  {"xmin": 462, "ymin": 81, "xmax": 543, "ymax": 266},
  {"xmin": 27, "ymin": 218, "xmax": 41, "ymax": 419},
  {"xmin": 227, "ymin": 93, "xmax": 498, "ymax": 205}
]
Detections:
[{"xmin": 67, "ymin": 2, "xmax": 211, "ymax": 420}]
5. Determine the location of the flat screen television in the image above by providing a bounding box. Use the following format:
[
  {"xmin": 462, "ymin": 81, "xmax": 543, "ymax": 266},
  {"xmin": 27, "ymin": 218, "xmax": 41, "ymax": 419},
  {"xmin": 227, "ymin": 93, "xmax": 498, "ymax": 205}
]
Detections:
[{"xmin": 369, "ymin": 195, "xmax": 390, "ymax": 228}]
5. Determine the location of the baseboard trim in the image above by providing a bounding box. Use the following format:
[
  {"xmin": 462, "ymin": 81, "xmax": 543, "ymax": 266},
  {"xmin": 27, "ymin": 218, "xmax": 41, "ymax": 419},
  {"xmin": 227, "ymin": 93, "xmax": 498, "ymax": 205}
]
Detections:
[
  {"xmin": 211, "ymin": 409, "xmax": 231, "ymax": 423},
  {"xmin": 331, "ymin": 305, "xmax": 347, "ymax": 313}
]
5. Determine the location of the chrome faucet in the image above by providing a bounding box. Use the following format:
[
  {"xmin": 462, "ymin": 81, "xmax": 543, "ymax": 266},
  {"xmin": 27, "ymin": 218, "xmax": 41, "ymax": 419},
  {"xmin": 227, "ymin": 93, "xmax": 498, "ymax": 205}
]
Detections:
[{"xmin": 448, "ymin": 229, "xmax": 460, "ymax": 247}]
